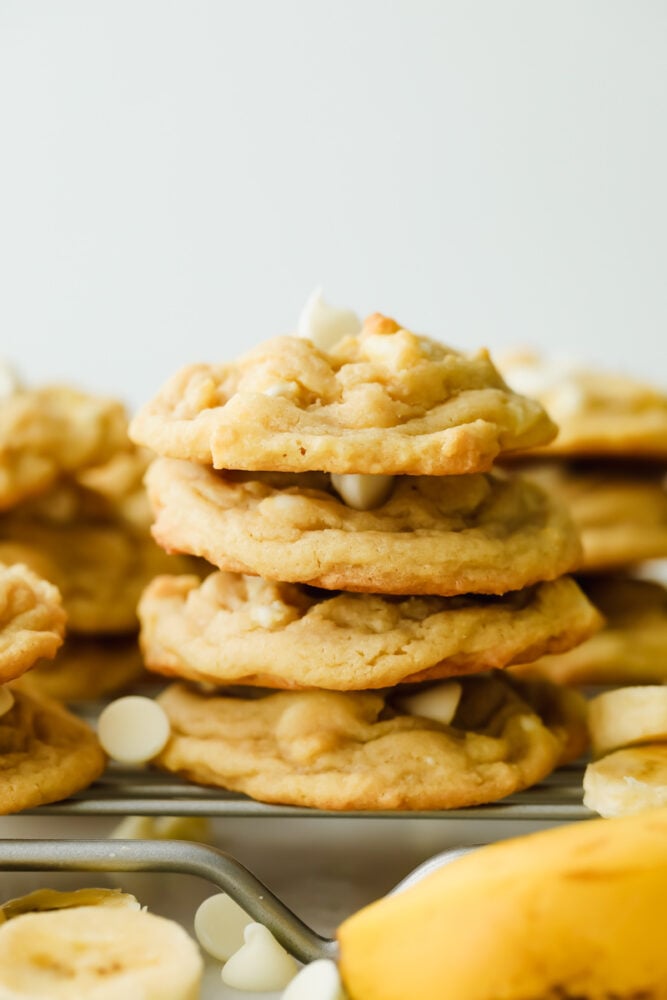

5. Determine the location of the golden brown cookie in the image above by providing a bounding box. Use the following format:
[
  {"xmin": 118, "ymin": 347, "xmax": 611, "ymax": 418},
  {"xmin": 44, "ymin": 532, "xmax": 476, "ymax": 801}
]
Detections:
[
  {"xmin": 499, "ymin": 352, "xmax": 667, "ymax": 460},
  {"xmin": 517, "ymin": 462, "xmax": 667, "ymax": 571},
  {"xmin": 0, "ymin": 482, "xmax": 204, "ymax": 635},
  {"xmin": 155, "ymin": 674, "xmax": 587, "ymax": 811},
  {"xmin": 75, "ymin": 444, "xmax": 154, "ymax": 532},
  {"xmin": 0, "ymin": 562, "xmax": 66, "ymax": 684},
  {"xmin": 20, "ymin": 635, "xmax": 148, "ymax": 702},
  {"xmin": 146, "ymin": 459, "xmax": 581, "ymax": 595},
  {"xmin": 0, "ymin": 686, "xmax": 105, "ymax": 814},
  {"xmin": 0, "ymin": 385, "xmax": 129, "ymax": 511},
  {"xmin": 139, "ymin": 572, "xmax": 601, "ymax": 690},
  {"xmin": 512, "ymin": 577, "xmax": 667, "ymax": 686},
  {"xmin": 130, "ymin": 315, "xmax": 556, "ymax": 475}
]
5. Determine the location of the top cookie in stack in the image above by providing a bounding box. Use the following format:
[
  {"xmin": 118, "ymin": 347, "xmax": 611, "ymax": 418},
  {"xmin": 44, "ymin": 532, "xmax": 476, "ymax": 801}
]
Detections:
[
  {"xmin": 500, "ymin": 352, "xmax": 667, "ymax": 687},
  {"xmin": 131, "ymin": 298, "xmax": 597, "ymax": 811}
]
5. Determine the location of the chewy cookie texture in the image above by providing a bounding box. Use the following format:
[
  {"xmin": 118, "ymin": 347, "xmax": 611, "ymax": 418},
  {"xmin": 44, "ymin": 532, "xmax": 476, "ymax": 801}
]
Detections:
[
  {"xmin": 131, "ymin": 299, "xmax": 598, "ymax": 811},
  {"xmin": 130, "ymin": 313, "xmax": 557, "ymax": 475},
  {"xmin": 155, "ymin": 674, "xmax": 587, "ymax": 811},
  {"xmin": 139, "ymin": 572, "xmax": 601, "ymax": 690},
  {"xmin": 0, "ymin": 369, "xmax": 202, "ymax": 702},
  {"xmin": 145, "ymin": 460, "xmax": 582, "ymax": 596}
]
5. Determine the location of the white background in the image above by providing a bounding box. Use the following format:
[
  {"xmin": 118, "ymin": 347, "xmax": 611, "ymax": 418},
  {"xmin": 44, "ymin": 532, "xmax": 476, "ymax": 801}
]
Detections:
[{"xmin": 1, "ymin": 1, "xmax": 665, "ymax": 411}]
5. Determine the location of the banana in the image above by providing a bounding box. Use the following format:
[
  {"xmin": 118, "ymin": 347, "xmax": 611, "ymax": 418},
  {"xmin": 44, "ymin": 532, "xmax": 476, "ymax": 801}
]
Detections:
[
  {"xmin": 584, "ymin": 743, "xmax": 667, "ymax": 816},
  {"xmin": 0, "ymin": 904, "xmax": 202, "ymax": 999},
  {"xmin": 588, "ymin": 685, "xmax": 667, "ymax": 757},
  {"xmin": 0, "ymin": 888, "xmax": 139, "ymax": 924},
  {"xmin": 337, "ymin": 805, "xmax": 667, "ymax": 1000}
]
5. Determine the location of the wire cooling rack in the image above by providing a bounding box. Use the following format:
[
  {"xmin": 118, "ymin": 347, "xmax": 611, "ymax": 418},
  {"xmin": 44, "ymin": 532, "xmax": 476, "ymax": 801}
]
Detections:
[{"xmin": 27, "ymin": 761, "xmax": 592, "ymax": 820}]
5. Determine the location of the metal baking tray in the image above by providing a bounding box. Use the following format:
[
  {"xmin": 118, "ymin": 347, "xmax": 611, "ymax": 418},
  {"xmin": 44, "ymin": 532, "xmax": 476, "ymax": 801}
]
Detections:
[{"xmin": 0, "ymin": 758, "xmax": 592, "ymax": 999}]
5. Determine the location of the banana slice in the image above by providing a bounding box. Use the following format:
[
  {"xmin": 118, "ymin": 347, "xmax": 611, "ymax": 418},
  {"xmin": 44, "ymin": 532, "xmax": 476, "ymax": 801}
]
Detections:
[
  {"xmin": 0, "ymin": 905, "xmax": 202, "ymax": 999},
  {"xmin": 0, "ymin": 888, "xmax": 139, "ymax": 924},
  {"xmin": 584, "ymin": 743, "xmax": 667, "ymax": 817},
  {"xmin": 588, "ymin": 686, "xmax": 667, "ymax": 758}
]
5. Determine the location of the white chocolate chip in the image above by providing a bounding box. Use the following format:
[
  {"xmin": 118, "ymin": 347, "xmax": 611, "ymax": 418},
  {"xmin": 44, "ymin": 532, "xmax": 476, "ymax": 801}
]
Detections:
[
  {"xmin": 396, "ymin": 681, "xmax": 462, "ymax": 726},
  {"xmin": 330, "ymin": 473, "xmax": 395, "ymax": 511},
  {"xmin": 221, "ymin": 922, "xmax": 298, "ymax": 991},
  {"xmin": 502, "ymin": 356, "xmax": 581, "ymax": 398},
  {"xmin": 109, "ymin": 816, "xmax": 156, "ymax": 840},
  {"xmin": 0, "ymin": 358, "xmax": 23, "ymax": 399},
  {"xmin": 297, "ymin": 288, "xmax": 361, "ymax": 351},
  {"xmin": 250, "ymin": 602, "xmax": 289, "ymax": 628},
  {"xmin": 282, "ymin": 959, "xmax": 348, "ymax": 1000},
  {"xmin": 261, "ymin": 380, "xmax": 301, "ymax": 398},
  {"xmin": 548, "ymin": 381, "xmax": 585, "ymax": 418},
  {"xmin": 0, "ymin": 686, "xmax": 15, "ymax": 718},
  {"xmin": 194, "ymin": 893, "xmax": 253, "ymax": 962},
  {"xmin": 109, "ymin": 815, "xmax": 211, "ymax": 842},
  {"xmin": 97, "ymin": 696, "xmax": 171, "ymax": 765}
]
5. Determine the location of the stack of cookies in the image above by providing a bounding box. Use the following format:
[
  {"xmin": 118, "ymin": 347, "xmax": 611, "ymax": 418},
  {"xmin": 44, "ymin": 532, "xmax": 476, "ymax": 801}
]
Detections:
[
  {"xmin": 0, "ymin": 376, "xmax": 118, "ymax": 812},
  {"xmin": 499, "ymin": 353, "xmax": 667, "ymax": 687},
  {"xmin": 131, "ymin": 308, "xmax": 601, "ymax": 811},
  {"xmin": 0, "ymin": 367, "xmax": 199, "ymax": 702}
]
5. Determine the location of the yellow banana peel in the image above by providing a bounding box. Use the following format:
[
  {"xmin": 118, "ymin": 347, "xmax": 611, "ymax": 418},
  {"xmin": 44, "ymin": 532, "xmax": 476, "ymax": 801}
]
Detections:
[{"xmin": 338, "ymin": 806, "xmax": 667, "ymax": 999}]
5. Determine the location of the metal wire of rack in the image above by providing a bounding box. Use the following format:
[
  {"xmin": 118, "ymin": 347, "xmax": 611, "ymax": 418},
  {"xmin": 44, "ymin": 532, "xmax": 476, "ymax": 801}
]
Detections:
[{"xmin": 27, "ymin": 760, "xmax": 592, "ymax": 821}]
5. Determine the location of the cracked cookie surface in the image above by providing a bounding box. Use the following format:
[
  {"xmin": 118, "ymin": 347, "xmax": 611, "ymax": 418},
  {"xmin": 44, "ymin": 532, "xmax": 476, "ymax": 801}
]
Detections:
[
  {"xmin": 130, "ymin": 315, "xmax": 556, "ymax": 475},
  {"xmin": 139, "ymin": 573, "xmax": 601, "ymax": 690}
]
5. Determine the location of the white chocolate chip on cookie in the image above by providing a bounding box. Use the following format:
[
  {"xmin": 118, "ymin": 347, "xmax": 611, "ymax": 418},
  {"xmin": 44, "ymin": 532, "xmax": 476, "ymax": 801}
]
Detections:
[
  {"xmin": 395, "ymin": 681, "xmax": 462, "ymax": 726},
  {"xmin": 297, "ymin": 288, "xmax": 361, "ymax": 351},
  {"xmin": 330, "ymin": 473, "xmax": 395, "ymax": 511}
]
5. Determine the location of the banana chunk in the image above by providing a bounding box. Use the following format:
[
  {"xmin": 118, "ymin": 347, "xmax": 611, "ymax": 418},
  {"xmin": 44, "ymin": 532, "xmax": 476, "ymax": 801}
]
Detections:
[
  {"xmin": 588, "ymin": 685, "xmax": 667, "ymax": 758},
  {"xmin": 0, "ymin": 905, "xmax": 202, "ymax": 999},
  {"xmin": 584, "ymin": 743, "xmax": 667, "ymax": 817}
]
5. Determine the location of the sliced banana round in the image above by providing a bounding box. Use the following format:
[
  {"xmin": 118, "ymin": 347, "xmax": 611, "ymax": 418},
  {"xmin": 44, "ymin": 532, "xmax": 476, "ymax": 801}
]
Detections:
[
  {"xmin": 0, "ymin": 904, "xmax": 202, "ymax": 999},
  {"xmin": 584, "ymin": 744, "xmax": 667, "ymax": 817},
  {"xmin": 0, "ymin": 888, "xmax": 139, "ymax": 924},
  {"xmin": 588, "ymin": 686, "xmax": 667, "ymax": 758}
]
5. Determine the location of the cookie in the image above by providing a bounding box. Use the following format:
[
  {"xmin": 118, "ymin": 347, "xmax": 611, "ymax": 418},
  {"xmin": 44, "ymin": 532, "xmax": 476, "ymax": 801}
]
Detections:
[
  {"xmin": 130, "ymin": 315, "xmax": 556, "ymax": 476},
  {"xmin": 583, "ymin": 744, "xmax": 667, "ymax": 818},
  {"xmin": 512, "ymin": 577, "xmax": 667, "ymax": 686},
  {"xmin": 19, "ymin": 635, "xmax": 147, "ymax": 702},
  {"xmin": 139, "ymin": 572, "xmax": 601, "ymax": 690},
  {"xmin": 517, "ymin": 462, "xmax": 667, "ymax": 571},
  {"xmin": 499, "ymin": 352, "xmax": 667, "ymax": 460},
  {"xmin": 0, "ymin": 562, "xmax": 66, "ymax": 684},
  {"xmin": 0, "ymin": 482, "xmax": 203, "ymax": 635},
  {"xmin": 75, "ymin": 444, "xmax": 155, "ymax": 532},
  {"xmin": 0, "ymin": 686, "xmax": 105, "ymax": 814},
  {"xmin": 146, "ymin": 459, "xmax": 581, "ymax": 595},
  {"xmin": 0, "ymin": 385, "xmax": 129, "ymax": 511},
  {"xmin": 155, "ymin": 674, "xmax": 588, "ymax": 811}
]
